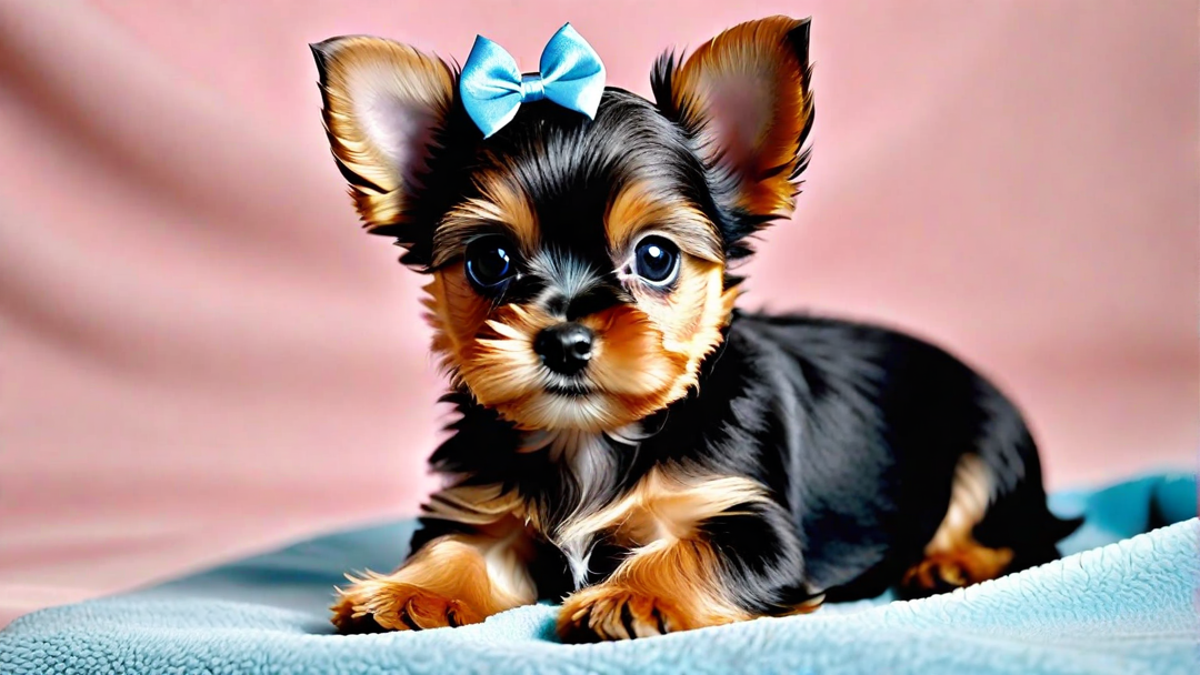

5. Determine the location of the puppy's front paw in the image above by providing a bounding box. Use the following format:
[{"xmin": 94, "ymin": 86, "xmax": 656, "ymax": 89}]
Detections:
[
  {"xmin": 557, "ymin": 585, "xmax": 687, "ymax": 643},
  {"xmin": 331, "ymin": 573, "xmax": 485, "ymax": 634}
]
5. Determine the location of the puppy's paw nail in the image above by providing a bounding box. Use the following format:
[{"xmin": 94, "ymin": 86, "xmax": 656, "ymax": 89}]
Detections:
[{"xmin": 557, "ymin": 586, "xmax": 683, "ymax": 643}]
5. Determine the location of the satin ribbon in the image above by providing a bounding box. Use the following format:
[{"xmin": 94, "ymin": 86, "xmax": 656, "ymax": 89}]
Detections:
[{"xmin": 459, "ymin": 23, "xmax": 606, "ymax": 138}]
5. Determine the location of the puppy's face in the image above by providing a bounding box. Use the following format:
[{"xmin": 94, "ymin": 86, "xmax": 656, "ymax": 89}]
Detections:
[
  {"xmin": 313, "ymin": 17, "xmax": 813, "ymax": 432},
  {"xmin": 419, "ymin": 102, "xmax": 738, "ymax": 433}
]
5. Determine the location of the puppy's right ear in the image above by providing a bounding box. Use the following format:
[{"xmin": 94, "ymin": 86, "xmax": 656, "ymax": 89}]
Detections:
[{"xmin": 311, "ymin": 37, "xmax": 455, "ymax": 237}]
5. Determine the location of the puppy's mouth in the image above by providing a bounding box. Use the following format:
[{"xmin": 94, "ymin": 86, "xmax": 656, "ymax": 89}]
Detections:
[{"xmin": 543, "ymin": 376, "xmax": 595, "ymax": 398}]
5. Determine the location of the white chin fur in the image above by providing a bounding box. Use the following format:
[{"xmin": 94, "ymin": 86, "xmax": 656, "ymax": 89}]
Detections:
[{"xmin": 525, "ymin": 392, "xmax": 613, "ymax": 431}]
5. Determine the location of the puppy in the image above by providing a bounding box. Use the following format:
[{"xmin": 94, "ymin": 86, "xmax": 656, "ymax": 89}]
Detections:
[{"xmin": 310, "ymin": 16, "xmax": 1081, "ymax": 642}]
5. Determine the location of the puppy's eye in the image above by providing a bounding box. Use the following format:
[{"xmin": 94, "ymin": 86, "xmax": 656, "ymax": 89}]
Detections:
[
  {"xmin": 465, "ymin": 236, "xmax": 517, "ymax": 291},
  {"xmin": 633, "ymin": 236, "xmax": 680, "ymax": 285}
]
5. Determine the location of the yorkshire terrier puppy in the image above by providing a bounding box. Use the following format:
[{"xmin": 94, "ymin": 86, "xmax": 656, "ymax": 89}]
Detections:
[{"xmin": 311, "ymin": 16, "xmax": 1081, "ymax": 642}]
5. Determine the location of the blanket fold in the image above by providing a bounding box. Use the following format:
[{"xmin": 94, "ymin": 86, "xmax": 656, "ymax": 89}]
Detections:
[{"xmin": 2, "ymin": 473, "xmax": 1196, "ymax": 675}]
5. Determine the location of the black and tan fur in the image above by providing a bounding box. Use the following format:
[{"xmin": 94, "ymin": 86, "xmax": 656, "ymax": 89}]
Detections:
[{"xmin": 310, "ymin": 16, "xmax": 1081, "ymax": 642}]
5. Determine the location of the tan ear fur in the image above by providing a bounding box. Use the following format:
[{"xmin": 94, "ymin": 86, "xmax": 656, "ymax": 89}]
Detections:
[
  {"xmin": 311, "ymin": 36, "xmax": 455, "ymax": 231},
  {"xmin": 656, "ymin": 16, "xmax": 814, "ymax": 218}
]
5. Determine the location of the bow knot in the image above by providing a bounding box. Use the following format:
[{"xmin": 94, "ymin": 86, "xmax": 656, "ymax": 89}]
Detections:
[
  {"xmin": 459, "ymin": 24, "xmax": 606, "ymax": 138},
  {"xmin": 519, "ymin": 74, "xmax": 547, "ymax": 102}
]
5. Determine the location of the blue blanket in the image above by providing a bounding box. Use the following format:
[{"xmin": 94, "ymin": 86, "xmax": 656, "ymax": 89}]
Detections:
[{"xmin": 2, "ymin": 473, "xmax": 1196, "ymax": 675}]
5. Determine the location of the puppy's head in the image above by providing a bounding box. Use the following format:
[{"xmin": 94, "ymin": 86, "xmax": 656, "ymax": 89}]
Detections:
[{"xmin": 312, "ymin": 17, "xmax": 813, "ymax": 433}]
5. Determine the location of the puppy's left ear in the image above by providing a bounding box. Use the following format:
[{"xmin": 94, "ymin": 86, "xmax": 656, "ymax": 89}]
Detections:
[
  {"xmin": 310, "ymin": 36, "xmax": 456, "ymax": 257},
  {"xmin": 652, "ymin": 16, "xmax": 813, "ymax": 225}
]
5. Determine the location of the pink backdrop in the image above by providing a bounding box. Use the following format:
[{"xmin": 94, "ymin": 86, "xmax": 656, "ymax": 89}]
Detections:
[{"xmin": 1, "ymin": 1, "xmax": 1196, "ymax": 627}]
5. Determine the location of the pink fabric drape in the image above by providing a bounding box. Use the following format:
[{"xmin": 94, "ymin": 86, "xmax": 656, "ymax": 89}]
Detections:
[{"xmin": 1, "ymin": 0, "xmax": 1195, "ymax": 626}]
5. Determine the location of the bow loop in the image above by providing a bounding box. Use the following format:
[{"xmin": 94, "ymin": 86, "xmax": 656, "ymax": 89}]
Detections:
[{"xmin": 459, "ymin": 23, "xmax": 606, "ymax": 138}]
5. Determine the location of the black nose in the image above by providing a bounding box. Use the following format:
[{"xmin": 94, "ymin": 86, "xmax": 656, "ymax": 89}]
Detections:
[{"xmin": 534, "ymin": 323, "xmax": 594, "ymax": 375}]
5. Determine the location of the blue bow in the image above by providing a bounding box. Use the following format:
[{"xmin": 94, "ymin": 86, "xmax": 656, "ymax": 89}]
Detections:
[{"xmin": 459, "ymin": 23, "xmax": 606, "ymax": 138}]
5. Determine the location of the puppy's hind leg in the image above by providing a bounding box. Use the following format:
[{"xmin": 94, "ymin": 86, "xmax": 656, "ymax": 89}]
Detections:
[
  {"xmin": 898, "ymin": 448, "xmax": 1083, "ymax": 600},
  {"xmin": 898, "ymin": 454, "xmax": 1015, "ymax": 598}
]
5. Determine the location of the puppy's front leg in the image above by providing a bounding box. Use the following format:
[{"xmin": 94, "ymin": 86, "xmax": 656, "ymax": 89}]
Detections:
[
  {"xmin": 332, "ymin": 489, "xmax": 538, "ymax": 633},
  {"xmin": 556, "ymin": 472, "xmax": 821, "ymax": 642}
]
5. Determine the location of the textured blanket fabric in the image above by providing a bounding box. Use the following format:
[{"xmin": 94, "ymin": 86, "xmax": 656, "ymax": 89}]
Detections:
[{"xmin": 2, "ymin": 473, "xmax": 1196, "ymax": 675}]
